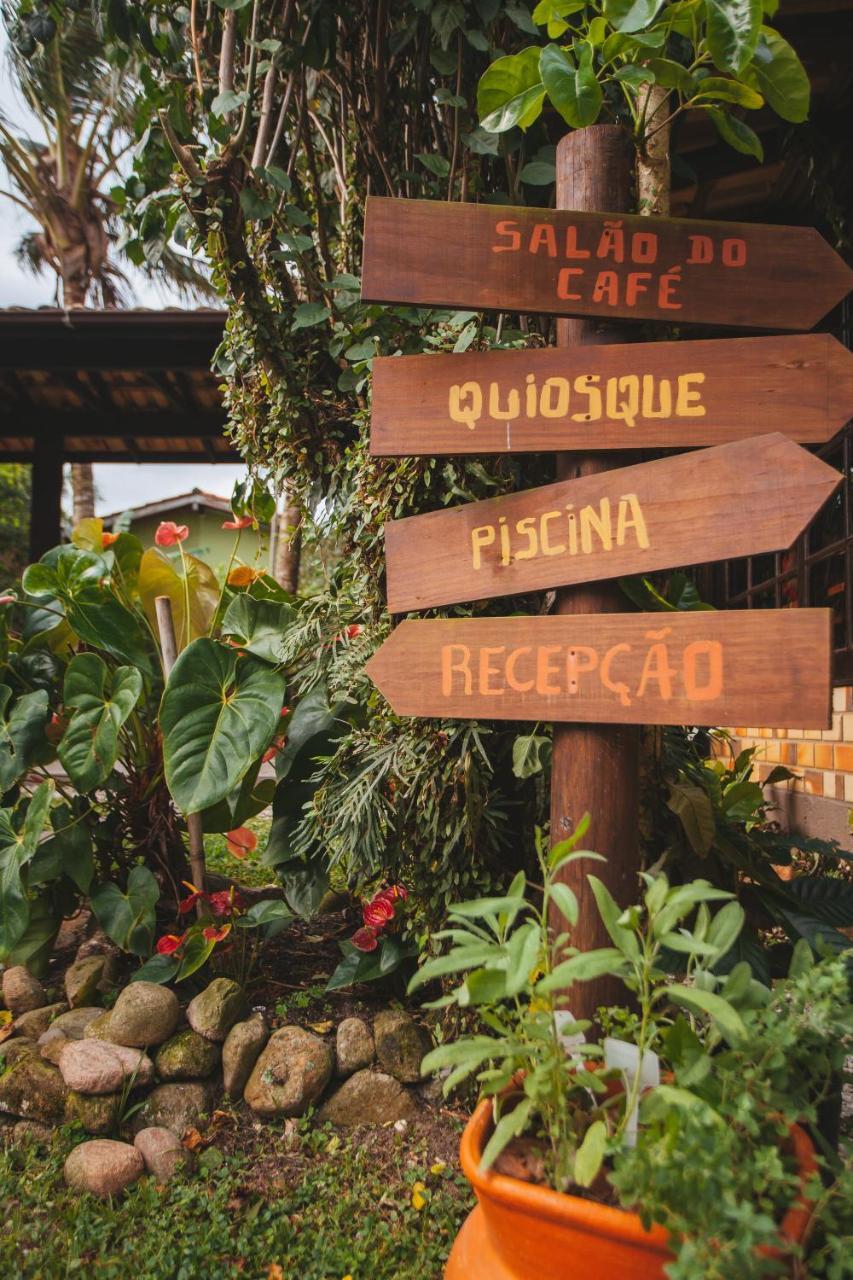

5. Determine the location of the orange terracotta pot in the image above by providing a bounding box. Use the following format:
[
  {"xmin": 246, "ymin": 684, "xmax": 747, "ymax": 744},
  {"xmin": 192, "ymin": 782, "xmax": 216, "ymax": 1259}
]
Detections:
[{"xmin": 445, "ymin": 1096, "xmax": 817, "ymax": 1280}]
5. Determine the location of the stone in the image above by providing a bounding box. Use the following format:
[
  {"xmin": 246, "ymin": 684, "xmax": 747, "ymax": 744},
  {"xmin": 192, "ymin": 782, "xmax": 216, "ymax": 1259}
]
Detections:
[
  {"xmin": 64, "ymin": 957, "xmax": 107, "ymax": 1009},
  {"xmin": 108, "ymin": 982, "xmax": 179, "ymax": 1048},
  {"xmin": 134, "ymin": 1126, "xmax": 195, "ymax": 1181},
  {"xmin": 58, "ymin": 1041, "xmax": 124, "ymax": 1094},
  {"xmin": 154, "ymin": 1030, "xmax": 220, "ymax": 1081},
  {"xmin": 317, "ymin": 1070, "xmax": 419, "ymax": 1127},
  {"xmin": 2, "ymin": 966, "xmax": 45, "ymax": 1016},
  {"xmin": 0, "ymin": 1055, "xmax": 68, "ymax": 1123},
  {"xmin": 39, "ymin": 1035, "xmax": 69, "ymax": 1066},
  {"xmin": 64, "ymin": 1139, "xmax": 144, "ymax": 1198},
  {"xmin": 186, "ymin": 979, "xmax": 249, "ymax": 1043},
  {"xmin": 11, "ymin": 1119, "xmax": 53, "ymax": 1146},
  {"xmin": 244, "ymin": 1026, "xmax": 333, "ymax": 1118},
  {"xmin": 65, "ymin": 1090, "xmax": 120, "ymax": 1135},
  {"xmin": 46, "ymin": 1007, "xmax": 103, "ymax": 1041},
  {"xmin": 222, "ymin": 1013, "xmax": 268, "ymax": 1100},
  {"xmin": 108, "ymin": 1044, "xmax": 154, "ymax": 1088},
  {"xmin": 335, "ymin": 1017, "xmax": 375, "ymax": 1077},
  {"xmin": 83, "ymin": 1011, "xmax": 114, "ymax": 1041},
  {"xmin": 0, "ymin": 1039, "xmax": 36, "ymax": 1069},
  {"xmin": 74, "ymin": 930, "xmax": 120, "ymax": 963},
  {"xmin": 13, "ymin": 1002, "xmax": 68, "ymax": 1041},
  {"xmin": 373, "ymin": 1010, "xmax": 430, "ymax": 1084},
  {"xmin": 131, "ymin": 1081, "xmax": 217, "ymax": 1137}
]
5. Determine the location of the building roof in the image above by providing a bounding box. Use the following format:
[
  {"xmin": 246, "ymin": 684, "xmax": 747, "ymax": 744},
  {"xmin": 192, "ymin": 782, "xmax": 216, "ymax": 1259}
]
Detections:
[
  {"xmin": 101, "ymin": 487, "xmax": 233, "ymax": 524},
  {"xmin": 0, "ymin": 308, "xmax": 232, "ymax": 464}
]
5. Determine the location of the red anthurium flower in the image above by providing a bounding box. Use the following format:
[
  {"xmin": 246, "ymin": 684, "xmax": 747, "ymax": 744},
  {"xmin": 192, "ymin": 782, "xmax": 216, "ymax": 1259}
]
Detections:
[
  {"xmin": 262, "ymin": 735, "xmax": 287, "ymax": 764},
  {"xmin": 226, "ymin": 827, "xmax": 258, "ymax": 859},
  {"xmin": 222, "ymin": 515, "xmax": 254, "ymax": 530},
  {"xmin": 155, "ymin": 521, "xmax": 189, "ymax": 547},
  {"xmin": 156, "ymin": 934, "xmax": 183, "ymax": 955},
  {"xmin": 178, "ymin": 890, "xmax": 207, "ymax": 915},
  {"xmin": 101, "ymin": 531, "xmax": 120, "ymax": 548},
  {"xmin": 345, "ymin": 623, "xmax": 363, "ymax": 639},
  {"xmin": 280, "ymin": 706, "xmax": 290, "ymax": 717},
  {"xmin": 208, "ymin": 888, "xmax": 246, "ymax": 917},
  {"xmin": 202, "ymin": 923, "xmax": 232, "ymax": 942},
  {"xmin": 0, "ymin": 594, "xmax": 16, "ymax": 605},
  {"xmin": 351, "ymin": 926, "xmax": 379, "ymax": 952},
  {"xmin": 363, "ymin": 895, "xmax": 395, "ymax": 929}
]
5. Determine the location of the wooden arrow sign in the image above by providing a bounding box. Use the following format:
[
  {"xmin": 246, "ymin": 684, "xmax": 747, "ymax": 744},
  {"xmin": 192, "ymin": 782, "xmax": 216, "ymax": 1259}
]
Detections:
[
  {"xmin": 362, "ymin": 197, "xmax": 853, "ymax": 330},
  {"xmin": 370, "ymin": 334, "xmax": 853, "ymax": 456},
  {"xmin": 384, "ymin": 434, "xmax": 841, "ymax": 614},
  {"xmin": 366, "ymin": 611, "xmax": 831, "ymax": 728}
]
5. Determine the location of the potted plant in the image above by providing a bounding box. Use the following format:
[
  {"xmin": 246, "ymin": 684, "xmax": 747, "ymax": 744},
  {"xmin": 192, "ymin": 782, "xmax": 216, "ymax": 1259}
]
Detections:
[{"xmin": 411, "ymin": 824, "xmax": 851, "ymax": 1280}]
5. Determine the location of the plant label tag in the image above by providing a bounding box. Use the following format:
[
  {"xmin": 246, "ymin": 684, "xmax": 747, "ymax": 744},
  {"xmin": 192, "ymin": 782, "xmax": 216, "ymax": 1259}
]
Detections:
[
  {"xmin": 604, "ymin": 1038, "xmax": 660, "ymax": 1147},
  {"xmin": 554, "ymin": 1008, "xmax": 585, "ymax": 1060}
]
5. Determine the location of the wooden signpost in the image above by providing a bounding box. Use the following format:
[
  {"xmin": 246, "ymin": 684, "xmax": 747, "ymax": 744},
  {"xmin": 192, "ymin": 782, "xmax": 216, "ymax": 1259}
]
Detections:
[
  {"xmin": 370, "ymin": 333, "xmax": 853, "ymax": 456},
  {"xmin": 362, "ymin": 196, "xmax": 853, "ymax": 330},
  {"xmin": 360, "ymin": 127, "xmax": 851, "ymax": 1018},
  {"xmin": 366, "ymin": 612, "xmax": 831, "ymax": 729},
  {"xmin": 383, "ymin": 433, "xmax": 841, "ymax": 613}
]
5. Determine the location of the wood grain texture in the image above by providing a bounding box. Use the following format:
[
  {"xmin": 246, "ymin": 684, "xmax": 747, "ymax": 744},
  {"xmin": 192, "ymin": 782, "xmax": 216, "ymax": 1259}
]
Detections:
[
  {"xmin": 361, "ymin": 196, "xmax": 853, "ymax": 330},
  {"xmin": 370, "ymin": 333, "xmax": 853, "ymax": 455},
  {"xmin": 366, "ymin": 611, "xmax": 832, "ymax": 728},
  {"xmin": 384, "ymin": 434, "xmax": 842, "ymax": 612}
]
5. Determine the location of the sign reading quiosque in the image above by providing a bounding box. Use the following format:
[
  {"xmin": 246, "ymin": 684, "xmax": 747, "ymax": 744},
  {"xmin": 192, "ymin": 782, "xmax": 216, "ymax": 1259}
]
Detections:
[{"xmin": 370, "ymin": 333, "xmax": 853, "ymax": 456}]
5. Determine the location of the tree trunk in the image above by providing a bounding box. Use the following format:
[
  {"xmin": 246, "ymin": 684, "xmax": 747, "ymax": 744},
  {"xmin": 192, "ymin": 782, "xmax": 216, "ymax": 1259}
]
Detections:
[
  {"xmin": 636, "ymin": 83, "xmax": 672, "ymax": 217},
  {"xmin": 70, "ymin": 463, "xmax": 95, "ymax": 525},
  {"xmin": 273, "ymin": 488, "xmax": 302, "ymax": 593}
]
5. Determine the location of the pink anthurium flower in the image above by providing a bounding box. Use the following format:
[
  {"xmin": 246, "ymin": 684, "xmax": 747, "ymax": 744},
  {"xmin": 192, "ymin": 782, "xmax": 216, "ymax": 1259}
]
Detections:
[{"xmin": 155, "ymin": 521, "xmax": 189, "ymax": 547}]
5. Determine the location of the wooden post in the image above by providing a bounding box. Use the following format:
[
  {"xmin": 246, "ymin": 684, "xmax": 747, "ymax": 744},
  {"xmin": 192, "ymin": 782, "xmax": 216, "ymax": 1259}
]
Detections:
[
  {"xmin": 154, "ymin": 594, "xmax": 207, "ymax": 895},
  {"xmin": 550, "ymin": 125, "xmax": 640, "ymax": 1017},
  {"xmin": 29, "ymin": 436, "xmax": 64, "ymax": 561}
]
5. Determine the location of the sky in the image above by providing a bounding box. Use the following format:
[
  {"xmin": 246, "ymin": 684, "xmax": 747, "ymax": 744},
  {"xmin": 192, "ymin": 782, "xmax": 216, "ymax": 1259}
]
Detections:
[{"xmin": 0, "ymin": 28, "xmax": 247, "ymax": 516}]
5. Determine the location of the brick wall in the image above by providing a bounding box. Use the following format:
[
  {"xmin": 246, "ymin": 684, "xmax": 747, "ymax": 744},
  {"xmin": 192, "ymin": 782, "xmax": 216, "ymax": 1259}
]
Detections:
[{"xmin": 723, "ymin": 686, "xmax": 853, "ymax": 804}]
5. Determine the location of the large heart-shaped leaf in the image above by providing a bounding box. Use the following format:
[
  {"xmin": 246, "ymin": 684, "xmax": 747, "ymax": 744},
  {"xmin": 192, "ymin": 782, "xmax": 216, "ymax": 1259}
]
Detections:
[
  {"xmin": 705, "ymin": 0, "xmax": 761, "ymax": 75},
  {"xmin": 743, "ymin": 27, "xmax": 810, "ymax": 122},
  {"xmin": 138, "ymin": 547, "xmax": 220, "ymax": 652},
  {"xmin": 478, "ymin": 46, "xmax": 546, "ymax": 132},
  {"xmin": 603, "ymin": 0, "xmax": 665, "ymax": 34},
  {"xmin": 58, "ymin": 653, "xmax": 143, "ymax": 792},
  {"xmin": 220, "ymin": 594, "xmax": 294, "ymax": 665},
  {"xmin": 0, "ymin": 782, "xmax": 53, "ymax": 958},
  {"xmin": 160, "ymin": 638, "xmax": 286, "ymax": 814},
  {"xmin": 66, "ymin": 587, "xmax": 154, "ymax": 672},
  {"xmin": 90, "ymin": 864, "xmax": 159, "ymax": 956},
  {"xmin": 0, "ymin": 685, "xmax": 50, "ymax": 790},
  {"xmin": 540, "ymin": 43, "xmax": 603, "ymax": 128}
]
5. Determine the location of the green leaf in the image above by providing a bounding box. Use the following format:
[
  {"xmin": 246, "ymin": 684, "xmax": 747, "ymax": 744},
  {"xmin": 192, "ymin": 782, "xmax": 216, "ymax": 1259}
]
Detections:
[
  {"xmin": 743, "ymin": 28, "xmax": 810, "ymax": 123},
  {"xmin": 705, "ymin": 0, "xmax": 761, "ymax": 75},
  {"xmin": 540, "ymin": 43, "xmax": 604, "ymax": 129},
  {"xmin": 0, "ymin": 686, "xmax": 49, "ymax": 790},
  {"xmin": 539, "ymin": 947, "xmax": 626, "ymax": 990},
  {"xmin": 477, "ymin": 47, "xmax": 546, "ymax": 133},
  {"xmin": 781, "ymin": 877, "xmax": 853, "ymax": 928},
  {"xmin": 588, "ymin": 875, "xmax": 639, "ymax": 960},
  {"xmin": 416, "ymin": 153, "xmax": 451, "ymax": 177},
  {"xmin": 519, "ymin": 160, "xmax": 557, "ymax": 185},
  {"xmin": 90, "ymin": 865, "xmax": 159, "ymax": 957},
  {"xmin": 211, "ymin": 88, "xmax": 248, "ymax": 117},
  {"xmin": 512, "ymin": 732, "xmax": 550, "ymax": 779},
  {"xmin": 549, "ymin": 882, "xmax": 578, "ymax": 927},
  {"xmin": 276, "ymin": 683, "xmax": 341, "ymax": 780},
  {"xmin": 138, "ymin": 548, "xmax": 219, "ymax": 654},
  {"xmin": 574, "ymin": 1119, "xmax": 606, "ymax": 1188},
  {"xmin": 66, "ymin": 588, "xmax": 153, "ymax": 673},
  {"xmin": 240, "ymin": 189, "xmax": 276, "ymax": 220},
  {"xmin": 667, "ymin": 782, "xmax": 715, "ymax": 856},
  {"xmin": 160, "ymin": 638, "xmax": 286, "ymax": 814},
  {"xmin": 58, "ymin": 654, "xmax": 142, "ymax": 792},
  {"xmin": 276, "ymin": 856, "xmax": 330, "ymax": 919},
  {"xmin": 704, "ymin": 899, "xmax": 745, "ymax": 962},
  {"xmin": 603, "ymin": 0, "xmax": 665, "ymax": 34},
  {"xmin": 291, "ymin": 303, "xmax": 330, "ymax": 331},
  {"xmin": 663, "ymin": 984, "xmax": 747, "ymax": 1043},
  {"xmin": 0, "ymin": 783, "xmax": 53, "ymax": 958},
  {"xmin": 612, "ymin": 64, "xmax": 653, "ymax": 90},
  {"xmin": 132, "ymin": 953, "xmax": 180, "ymax": 984},
  {"xmin": 221, "ymin": 594, "xmax": 294, "ymax": 665},
  {"xmin": 480, "ymin": 1098, "xmax": 533, "ymax": 1171},
  {"xmin": 644, "ymin": 58, "xmax": 696, "ymax": 93},
  {"xmin": 532, "ymin": 0, "xmax": 586, "ymax": 38},
  {"xmin": 708, "ymin": 107, "xmax": 764, "ymax": 161},
  {"xmin": 176, "ymin": 929, "xmax": 217, "ymax": 981},
  {"xmin": 693, "ymin": 76, "xmax": 763, "ymax": 109}
]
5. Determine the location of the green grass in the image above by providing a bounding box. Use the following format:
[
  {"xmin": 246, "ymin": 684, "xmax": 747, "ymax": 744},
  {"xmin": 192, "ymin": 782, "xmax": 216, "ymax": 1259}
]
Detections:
[
  {"xmin": 2, "ymin": 1120, "xmax": 471, "ymax": 1280},
  {"xmin": 204, "ymin": 815, "xmax": 274, "ymax": 889}
]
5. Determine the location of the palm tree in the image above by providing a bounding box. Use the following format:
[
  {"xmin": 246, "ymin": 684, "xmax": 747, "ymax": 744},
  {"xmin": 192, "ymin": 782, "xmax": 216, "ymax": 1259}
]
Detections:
[{"xmin": 0, "ymin": 2, "xmax": 210, "ymax": 523}]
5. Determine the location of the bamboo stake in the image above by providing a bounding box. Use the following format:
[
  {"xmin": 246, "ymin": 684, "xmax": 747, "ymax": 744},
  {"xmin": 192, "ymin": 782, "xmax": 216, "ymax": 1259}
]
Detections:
[{"xmin": 155, "ymin": 594, "xmax": 207, "ymax": 895}]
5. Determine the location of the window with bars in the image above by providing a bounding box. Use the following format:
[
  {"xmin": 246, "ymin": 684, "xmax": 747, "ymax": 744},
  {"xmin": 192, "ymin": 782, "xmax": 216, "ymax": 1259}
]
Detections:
[{"xmin": 720, "ymin": 421, "xmax": 852, "ymax": 685}]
